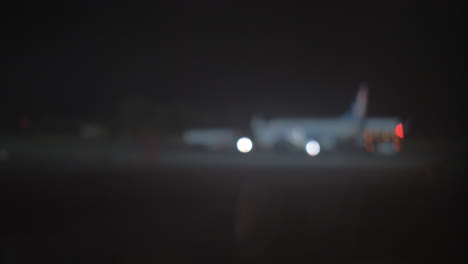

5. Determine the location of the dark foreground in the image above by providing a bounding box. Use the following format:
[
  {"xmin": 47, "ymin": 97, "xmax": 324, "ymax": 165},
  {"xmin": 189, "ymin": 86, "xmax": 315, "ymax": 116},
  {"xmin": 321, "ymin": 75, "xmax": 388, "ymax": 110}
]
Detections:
[{"xmin": 0, "ymin": 158, "xmax": 464, "ymax": 263}]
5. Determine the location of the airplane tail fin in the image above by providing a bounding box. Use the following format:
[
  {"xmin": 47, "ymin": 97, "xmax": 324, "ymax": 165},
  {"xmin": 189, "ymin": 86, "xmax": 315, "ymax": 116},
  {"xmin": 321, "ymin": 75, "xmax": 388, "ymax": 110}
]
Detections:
[{"xmin": 343, "ymin": 82, "xmax": 368, "ymax": 122}]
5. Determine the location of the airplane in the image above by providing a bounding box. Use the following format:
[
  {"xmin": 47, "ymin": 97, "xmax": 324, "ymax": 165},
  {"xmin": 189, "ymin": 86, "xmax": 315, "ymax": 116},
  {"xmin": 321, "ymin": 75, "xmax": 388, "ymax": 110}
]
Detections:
[
  {"xmin": 250, "ymin": 82, "xmax": 405, "ymax": 155},
  {"xmin": 182, "ymin": 128, "xmax": 241, "ymax": 151},
  {"xmin": 182, "ymin": 82, "xmax": 405, "ymax": 155}
]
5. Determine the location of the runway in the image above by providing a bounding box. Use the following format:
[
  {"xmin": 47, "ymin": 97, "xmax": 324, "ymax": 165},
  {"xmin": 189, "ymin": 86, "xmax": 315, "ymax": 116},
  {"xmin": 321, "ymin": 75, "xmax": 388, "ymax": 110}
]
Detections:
[
  {"xmin": 156, "ymin": 149, "xmax": 444, "ymax": 170},
  {"xmin": 1, "ymin": 136, "xmax": 454, "ymax": 171},
  {"xmin": 0, "ymin": 137, "xmax": 464, "ymax": 263}
]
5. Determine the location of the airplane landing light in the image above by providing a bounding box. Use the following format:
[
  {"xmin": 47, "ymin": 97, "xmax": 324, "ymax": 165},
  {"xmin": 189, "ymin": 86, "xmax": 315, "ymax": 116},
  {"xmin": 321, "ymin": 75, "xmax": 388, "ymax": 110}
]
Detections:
[
  {"xmin": 305, "ymin": 140, "xmax": 320, "ymax": 156},
  {"xmin": 237, "ymin": 137, "xmax": 253, "ymax": 153}
]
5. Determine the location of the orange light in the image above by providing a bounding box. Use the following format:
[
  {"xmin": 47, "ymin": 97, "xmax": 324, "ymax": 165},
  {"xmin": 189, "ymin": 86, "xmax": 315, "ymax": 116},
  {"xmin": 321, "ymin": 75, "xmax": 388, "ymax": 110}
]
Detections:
[
  {"xmin": 382, "ymin": 131, "xmax": 390, "ymax": 142},
  {"xmin": 363, "ymin": 129, "xmax": 372, "ymax": 139},
  {"xmin": 395, "ymin": 123, "xmax": 404, "ymax": 139},
  {"xmin": 393, "ymin": 139, "xmax": 401, "ymax": 152},
  {"xmin": 365, "ymin": 141, "xmax": 374, "ymax": 152}
]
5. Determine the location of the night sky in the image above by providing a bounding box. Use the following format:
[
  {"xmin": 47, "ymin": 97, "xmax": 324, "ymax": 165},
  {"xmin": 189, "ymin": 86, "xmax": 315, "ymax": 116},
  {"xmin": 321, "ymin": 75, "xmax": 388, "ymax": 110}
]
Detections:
[{"xmin": 3, "ymin": 0, "xmax": 465, "ymax": 136}]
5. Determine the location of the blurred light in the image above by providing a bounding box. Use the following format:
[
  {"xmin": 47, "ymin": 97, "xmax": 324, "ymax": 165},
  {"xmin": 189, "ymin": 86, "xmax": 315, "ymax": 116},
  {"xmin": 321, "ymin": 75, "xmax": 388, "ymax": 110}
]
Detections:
[
  {"xmin": 364, "ymin": 133, "xmax": 373, "ymax": 142},
  {"xmin": 393, "ymin": 138, "xmax": 401, "ymax": 152},
  {"xmin": 365, "ymin": 141, "xmax": 374, "ymax": 152},
  {"xmin": 305, "ymin": 140, "xmax": 320, "ymax": 156},
  {"xmin": 363, "ymin": 129, "xmax": 372, "ymax": 139},
  {"xmin": 237, "ymin": 137, "xmax": 253, "ymax": 153},
  {"xmin": 395, "ymin": 123, "xmax": 404, "ymax": 138},
  {"xmin": 383, "ymin": 131, "xmax": 390, "ymax": 142}
]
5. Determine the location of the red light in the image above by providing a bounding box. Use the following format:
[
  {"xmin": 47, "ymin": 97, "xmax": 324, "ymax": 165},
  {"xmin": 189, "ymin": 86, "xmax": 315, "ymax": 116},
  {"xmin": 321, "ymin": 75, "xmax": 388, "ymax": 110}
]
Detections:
[{"xmin": 395, "ymin": 123, "xmax": 404, "ymax": 139}]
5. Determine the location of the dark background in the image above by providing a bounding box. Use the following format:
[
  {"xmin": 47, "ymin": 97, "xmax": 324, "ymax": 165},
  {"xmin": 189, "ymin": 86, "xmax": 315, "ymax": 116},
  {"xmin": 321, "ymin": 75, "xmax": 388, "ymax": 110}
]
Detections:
[
  {"xmin": 1, "ymin": 2, "xmax": 466, "ymax": 263},
  {"xmin": 3, "ymin": 0, "xmax": 465, "ymax": 136}
]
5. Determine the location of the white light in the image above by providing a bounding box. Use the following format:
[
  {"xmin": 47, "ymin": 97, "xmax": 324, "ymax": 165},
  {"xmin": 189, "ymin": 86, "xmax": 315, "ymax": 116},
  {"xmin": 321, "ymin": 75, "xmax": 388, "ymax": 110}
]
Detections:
[
  {"xmin": 237, "ymin": 137, "xmax": 253, "ymax": 153},
  {"xmin": 305, "ymin": 140, "xmax": 320, "ymax": 156}
]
